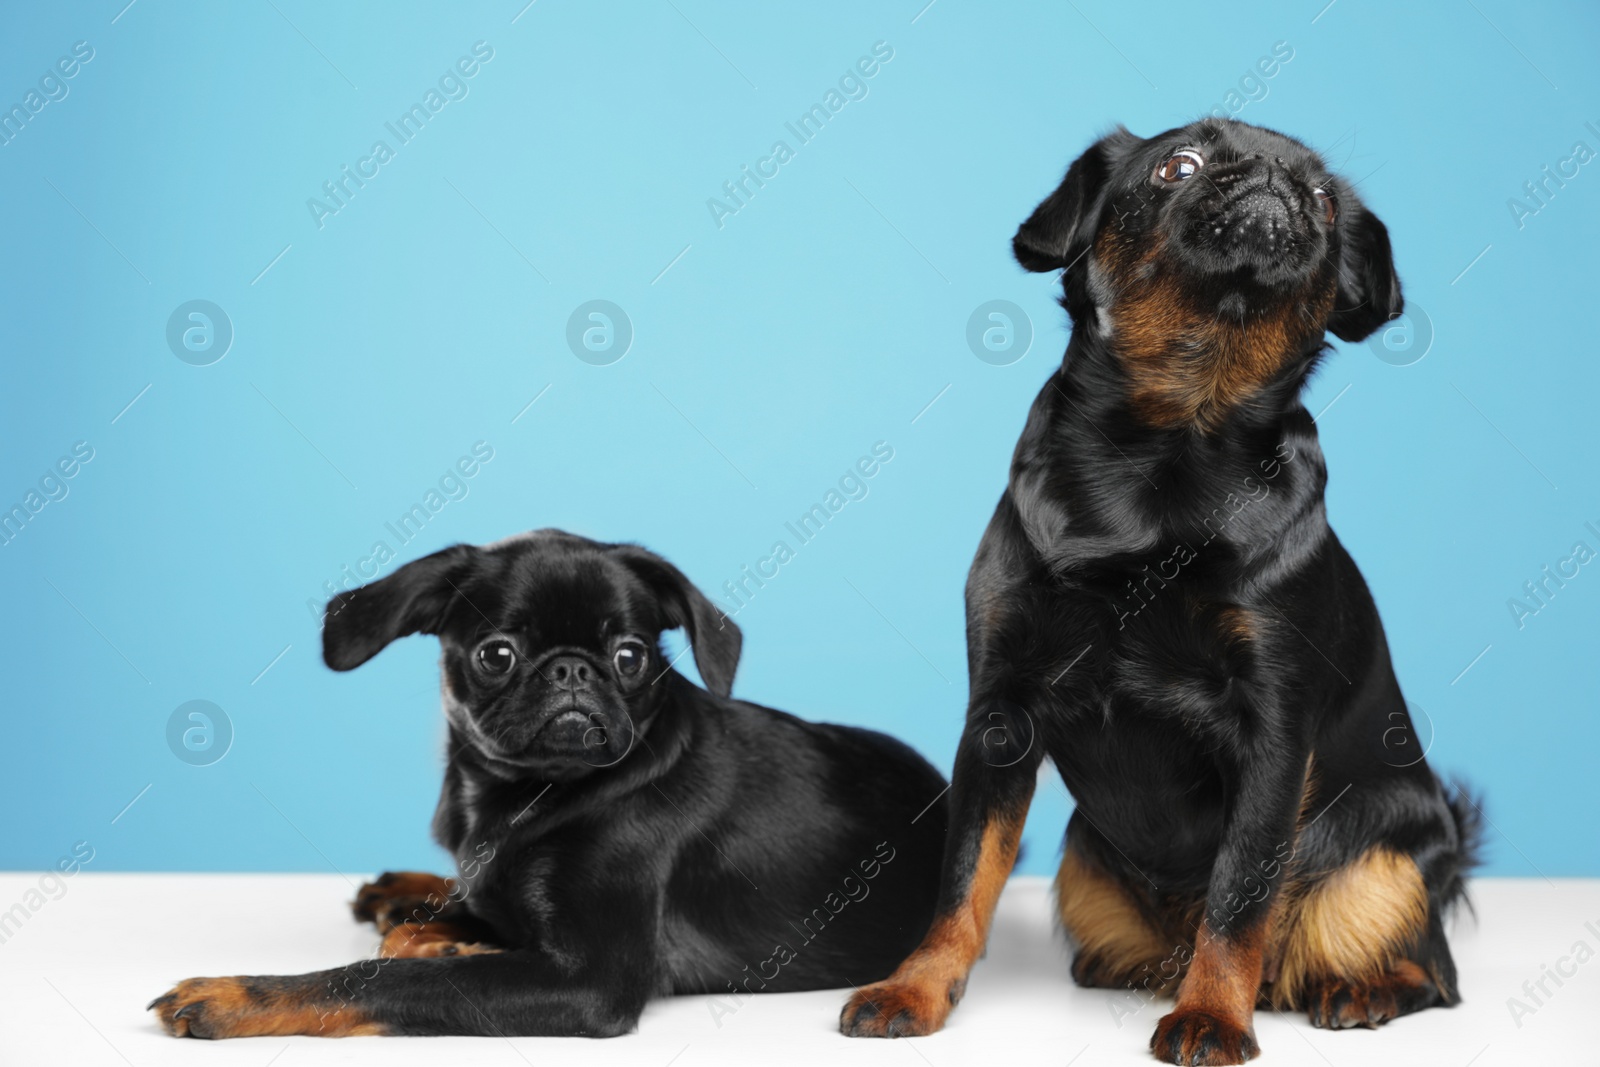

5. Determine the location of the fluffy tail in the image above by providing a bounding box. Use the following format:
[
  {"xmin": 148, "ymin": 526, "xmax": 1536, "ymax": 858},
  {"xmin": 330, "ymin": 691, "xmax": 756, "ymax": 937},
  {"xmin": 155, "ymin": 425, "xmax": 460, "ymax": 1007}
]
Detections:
[{"xmin": 1439, "ymin": 778, "xmax": 1486, "ymax": 917}]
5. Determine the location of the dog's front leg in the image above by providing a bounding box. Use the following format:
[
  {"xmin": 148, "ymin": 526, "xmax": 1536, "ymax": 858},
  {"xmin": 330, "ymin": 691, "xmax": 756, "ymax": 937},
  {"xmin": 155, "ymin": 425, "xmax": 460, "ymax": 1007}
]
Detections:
[
  {"xmin": 1150, "ymin": 742, "xmax": 1307, "ymax": 1066},
  {"xmin": 840, "ymin": 695, "xmax": 1042, "ymax": 1037},
  {"xmin": 151, "ymin": 950, "xmax": 655, "ymax": 1038}
]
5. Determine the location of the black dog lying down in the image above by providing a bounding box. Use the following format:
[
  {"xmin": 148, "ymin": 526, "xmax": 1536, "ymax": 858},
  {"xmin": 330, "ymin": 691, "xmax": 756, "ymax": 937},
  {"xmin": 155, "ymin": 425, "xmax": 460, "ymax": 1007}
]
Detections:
[{"xmin": 150, "ymin": 530, "xmax": 947, "ymax": 1037}]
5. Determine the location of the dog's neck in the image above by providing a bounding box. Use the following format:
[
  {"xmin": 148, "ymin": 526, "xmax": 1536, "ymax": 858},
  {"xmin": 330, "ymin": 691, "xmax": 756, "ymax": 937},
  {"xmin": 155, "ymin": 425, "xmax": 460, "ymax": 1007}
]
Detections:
[
  {"xmin": 1005, "ymin": 317, "xmax": 1330, "ymax": 572},
  {"xmin": 1068, "ymin": 319, "xmax": 1318, "ymax": 431},
  {"xmin": 1076, "ymin": 274, "xmax": 1332, "ymax": 433}
]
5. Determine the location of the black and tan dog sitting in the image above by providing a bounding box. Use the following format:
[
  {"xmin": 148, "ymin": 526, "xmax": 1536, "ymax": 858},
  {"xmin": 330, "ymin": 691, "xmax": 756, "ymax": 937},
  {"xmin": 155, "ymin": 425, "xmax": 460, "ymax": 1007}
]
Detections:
[
  {"xmin": 840, "ymin": 119, "xmax": 1480, "ymax": 1063},
  {"xmin": 151, "ymin": 529, "xmax": 947, "ymax": 1038}
]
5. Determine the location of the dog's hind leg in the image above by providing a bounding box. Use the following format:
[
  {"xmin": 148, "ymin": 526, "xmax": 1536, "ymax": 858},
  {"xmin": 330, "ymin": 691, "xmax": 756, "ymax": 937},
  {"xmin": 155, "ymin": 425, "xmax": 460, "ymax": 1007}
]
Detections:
[
  {"xmin": 1266, "ymin": 846, "xmax": 1455, "ymax": 1029},
  {"xmin": 1056, "ymin": 824, "xmax": 1190, "ymax": 994}
]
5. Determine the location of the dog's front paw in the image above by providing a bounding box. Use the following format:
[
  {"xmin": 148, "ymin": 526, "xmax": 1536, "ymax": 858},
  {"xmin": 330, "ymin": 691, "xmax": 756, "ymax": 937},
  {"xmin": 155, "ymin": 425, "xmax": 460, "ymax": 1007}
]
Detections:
[
  {"xmin": 1150, "ymin": 1008, "xmax": 1258, "ymax": 1065},
  {"xmin": 149, "ymin": 977, "xmax": 268, "ymax": 1039},
  {"xmin": 149, "ymin": 976, "xmax": 382, "ymax": 1039},
  {"xmin": 839, "ymin": 976, "xmax": 962, "ymax": 1038},
  {"xmin": 353, "ymin": 871, "xmax": 455, "ymax": 931}
]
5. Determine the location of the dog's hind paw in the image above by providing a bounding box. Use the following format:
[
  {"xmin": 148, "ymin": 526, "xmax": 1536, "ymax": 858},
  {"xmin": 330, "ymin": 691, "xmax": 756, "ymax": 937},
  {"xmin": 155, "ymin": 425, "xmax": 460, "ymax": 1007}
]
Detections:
[{"xmin": 1305, "ymin": 961, "xmax": 1443, "ymax": 1030}]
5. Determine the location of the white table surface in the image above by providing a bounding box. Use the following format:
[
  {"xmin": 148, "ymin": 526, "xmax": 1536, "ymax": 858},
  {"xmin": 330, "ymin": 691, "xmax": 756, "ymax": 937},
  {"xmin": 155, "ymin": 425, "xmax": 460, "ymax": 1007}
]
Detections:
[{"xmin": 1, "ymin": 873, "xmax": 1594, "ymax": 1066}]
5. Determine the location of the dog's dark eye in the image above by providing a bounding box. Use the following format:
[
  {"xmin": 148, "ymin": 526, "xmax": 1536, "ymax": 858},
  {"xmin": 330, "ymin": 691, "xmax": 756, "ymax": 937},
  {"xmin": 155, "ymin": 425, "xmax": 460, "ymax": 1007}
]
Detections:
[
  {"xmin": 1155, "ymin": 149, "xmax": 1204, "ymax": 184},
  {"xmin": 1313, "ymin": 187, "xmax": 1337, "ymax": 225},
  {"xmin": 477, "ymin": 640, "xmax": 516, "ymax": 675},
  {"xmin": 613, "ymin": 640, "xmax": 648, "ymax": 677}
]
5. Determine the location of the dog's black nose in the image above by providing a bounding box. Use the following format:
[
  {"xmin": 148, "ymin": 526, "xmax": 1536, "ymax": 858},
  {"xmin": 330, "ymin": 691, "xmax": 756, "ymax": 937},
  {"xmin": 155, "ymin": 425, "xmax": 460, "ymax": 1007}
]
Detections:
[
  {"xmin": 546, "ymin": 655, "xmax": 595, "ymax": 690},
  {"xmin": 1234, "ymin": 185, "xmax": 1291, "ymax": 225}
]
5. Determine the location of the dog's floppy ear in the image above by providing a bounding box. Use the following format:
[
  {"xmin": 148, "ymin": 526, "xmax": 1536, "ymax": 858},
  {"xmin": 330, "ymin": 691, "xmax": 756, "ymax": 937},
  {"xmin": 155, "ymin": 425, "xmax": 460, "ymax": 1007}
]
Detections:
[
  {"xmin": 615, "ymin": 546, "xmax": 742, "ymax": 698},
  {"xmin": 1013, "ymin": 126, "xmax": 1141, "ymax": 274},
  {"xmin": 1327, "ymin": 201, "xmax": 1404, "ymax": 343},
  {"xmin": 322, "ymin": 544, "xmax": 478, "ymax": 671}
]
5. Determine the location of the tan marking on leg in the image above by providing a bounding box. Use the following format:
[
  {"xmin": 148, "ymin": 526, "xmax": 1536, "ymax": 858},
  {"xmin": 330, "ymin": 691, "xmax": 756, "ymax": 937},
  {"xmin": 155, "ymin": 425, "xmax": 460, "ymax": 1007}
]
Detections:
[
  {"xmin": 150, "ymin": 976, "xmax": 384, "ymax": 1038},
  {"xmin": 841, "ymin": 809, "xmax": 1027, "ymax": 1036},
  {"xmin": 379, "ymin": 921, "xmax": 504, "ymax": 959},
  {"xmin": 1151, "ymin": 922, "xmax": 1264, "ymax": 1064},
  {"xmin": 1177, "ymin": 923, "xmax": 1266, "ymax": 1026}
]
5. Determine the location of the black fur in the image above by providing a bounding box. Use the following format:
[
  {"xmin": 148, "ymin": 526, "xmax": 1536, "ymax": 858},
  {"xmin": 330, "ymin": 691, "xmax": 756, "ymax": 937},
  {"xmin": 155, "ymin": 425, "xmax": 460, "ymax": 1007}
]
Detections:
[
  {"xmin": 154, "ymin": 530, "xmax": 948, "ymax": 1038},
  {"xmin": 843, "ymin": 119, "xmax": 1477, "ymax": 1060}
]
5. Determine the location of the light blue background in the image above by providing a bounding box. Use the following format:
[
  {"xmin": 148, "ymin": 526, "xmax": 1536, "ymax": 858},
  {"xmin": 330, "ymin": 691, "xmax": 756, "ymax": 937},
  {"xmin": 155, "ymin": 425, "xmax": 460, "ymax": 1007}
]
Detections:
[{"xmin": 2, "ymin": 1, "xmax": 1595, "ymax": 879}]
